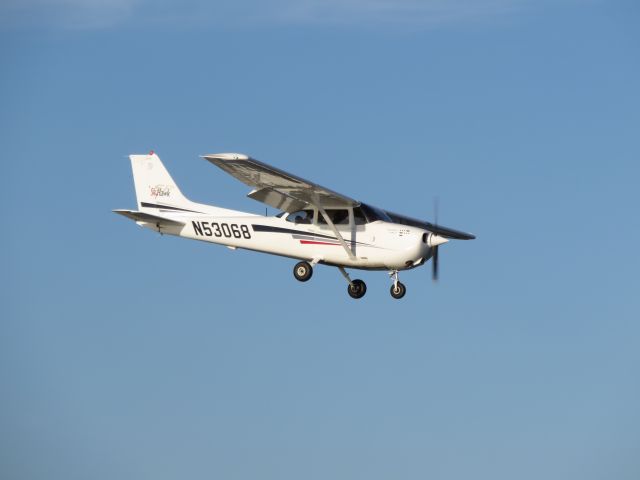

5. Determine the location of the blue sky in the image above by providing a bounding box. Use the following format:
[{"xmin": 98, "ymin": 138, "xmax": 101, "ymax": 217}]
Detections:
[{"xmin": 2, "ymin": 1, "xmax": 639, "ymax": 479}]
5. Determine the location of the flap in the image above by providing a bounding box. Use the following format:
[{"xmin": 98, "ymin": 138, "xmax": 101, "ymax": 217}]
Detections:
[{"xmin": 247, "ymin": 188, "xmax": 308, "ymax": 212}]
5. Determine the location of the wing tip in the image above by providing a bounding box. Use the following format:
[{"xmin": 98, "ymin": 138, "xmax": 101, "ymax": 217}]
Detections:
[{"xmin": 202, "ymin": 153, "xmax": 250, "ymax": 161}]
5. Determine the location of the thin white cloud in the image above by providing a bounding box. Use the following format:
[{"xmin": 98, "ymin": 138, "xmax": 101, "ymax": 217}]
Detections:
[
  {"xmin": 276, "ymin": 0, "xmax": 528, "ymax": 27},
  {"xmin": 1, "ymin": 0, "xmax": 140, "ymax": 29},
  {"xmin": 0, "ymin": 0, "xmax": 581, "ymax": 30}
]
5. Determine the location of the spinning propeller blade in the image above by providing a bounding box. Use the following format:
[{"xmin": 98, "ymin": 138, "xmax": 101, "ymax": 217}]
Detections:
[
  {"xmin": 432, "ymin": 243, "xmax": 439, "ymax": 282},
  {"xmin": 432, "ymin": 197, "xmax": 439, "ymax": 282}
]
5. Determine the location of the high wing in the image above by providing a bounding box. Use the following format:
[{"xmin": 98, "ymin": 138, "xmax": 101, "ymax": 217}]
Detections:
[
  {"xmin": 202, "ymin": 153, "xmax": 359, "ymax": 212},
  {"xmin": 202, "ymin": 152, "xmax": 475, "ymax": 240},
  {"xmin": 384, "ymin": 210, "xmax": 476, "ymax": 240}
]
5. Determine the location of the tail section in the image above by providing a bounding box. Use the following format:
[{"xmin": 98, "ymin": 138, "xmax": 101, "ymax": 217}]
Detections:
[
  {"xmin": 122, "ymin": 151, "xmax": 258, "ymax": 219},
  {"xmin": 130, "ymin": 152, "xmax": 192, "ymax": 210}
]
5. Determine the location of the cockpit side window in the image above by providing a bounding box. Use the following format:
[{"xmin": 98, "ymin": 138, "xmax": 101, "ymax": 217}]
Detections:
[
  {"xmin": 332, "ymin": 209, "xmax": 350, "ymax": 225},
  {"xmin": 286, "ymin": 209, "xmax": 314, "ymax": 224},
  {"xmin": 317, "ymin": 209, "xmax": 349, "ymax": 225}
]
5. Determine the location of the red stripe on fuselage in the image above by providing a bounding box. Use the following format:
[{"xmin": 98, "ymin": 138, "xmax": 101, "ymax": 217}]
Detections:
[{"xmin": 299, "ymin": 240, "xmax": 340, "ymax": 246}]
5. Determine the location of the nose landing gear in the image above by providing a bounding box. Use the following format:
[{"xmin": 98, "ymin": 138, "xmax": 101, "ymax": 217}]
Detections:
[{"xmin": 389, "ymin": 270, "xmax": 406, "ymax": 299}]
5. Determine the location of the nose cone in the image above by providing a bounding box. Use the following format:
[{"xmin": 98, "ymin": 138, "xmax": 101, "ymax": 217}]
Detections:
[{"xmin": 427, "ymin": 233, "xmax": 449, "ymax": 248}]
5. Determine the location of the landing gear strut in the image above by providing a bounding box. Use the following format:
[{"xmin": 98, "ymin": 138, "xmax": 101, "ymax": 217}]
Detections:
[
  {"xmin": 389, "ymin": 270, "xmax": 406, "ymax": 299},
  {"xmin": 339, "ymin": 267, "xmax": 367, "ymax": 299},
  {"xmin": 293, "ymin": 261, "xmax": 313, "ymax": 282}
]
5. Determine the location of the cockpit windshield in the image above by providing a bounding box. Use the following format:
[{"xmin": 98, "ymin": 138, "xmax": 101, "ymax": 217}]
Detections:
[{"xmin": 360, "ymin": 203, "xmax": 392, "ymax": 223}]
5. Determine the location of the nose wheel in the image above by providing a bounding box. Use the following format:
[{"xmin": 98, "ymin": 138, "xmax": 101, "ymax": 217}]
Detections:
[
  {"xmin": 389, "ymin": 270, "xmax": 406, "ymax": 299},
  {"xmin": 390, "ymin": 282, "xmax": 406, "ymax": 299}
]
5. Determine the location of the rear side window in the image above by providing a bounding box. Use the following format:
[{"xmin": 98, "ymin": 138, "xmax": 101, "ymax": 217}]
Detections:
[{"xmin": 286, "ymin": 210, "xmax": 314, "ymax": 224}]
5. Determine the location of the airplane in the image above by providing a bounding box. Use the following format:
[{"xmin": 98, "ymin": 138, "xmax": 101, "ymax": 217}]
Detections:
[{"xmin": 114, "ymin": 151, "xmax": 475, "ymax": 299}]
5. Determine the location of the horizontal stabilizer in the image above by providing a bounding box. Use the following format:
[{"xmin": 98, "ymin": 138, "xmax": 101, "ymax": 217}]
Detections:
[{"xmin": 113, "ymin": 209, "xmax": 186, "ymax": 226}]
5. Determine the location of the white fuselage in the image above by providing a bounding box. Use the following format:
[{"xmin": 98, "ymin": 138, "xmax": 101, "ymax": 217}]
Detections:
[{"xmin": 141, "ymin": 207, "xmax": 432, "ymax": 271}]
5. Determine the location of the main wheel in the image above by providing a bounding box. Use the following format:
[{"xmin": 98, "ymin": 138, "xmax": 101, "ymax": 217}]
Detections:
[
  {"xmin": 390, "ymin": 281, "xmax": 406, "ymax": 299},
  {"xmin": 293, "ymin": 261, "xmax": 313, "ymax": 282},
  {"xmin": 347, "ymin": 279, "xmax": 367, "ymax": 299}
]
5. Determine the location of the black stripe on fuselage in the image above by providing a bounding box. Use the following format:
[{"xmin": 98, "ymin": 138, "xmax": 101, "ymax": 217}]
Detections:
[
  {"xmin": 251, "ymin": 224, "xmax": 373, "ymax": 247},
  {"xmin": 141, "ymin": 202, "xmax": 203, "ymax": 213},
  {"xmin": 251, "ymin": 224, "xmax": 338, "ymax": 240}
]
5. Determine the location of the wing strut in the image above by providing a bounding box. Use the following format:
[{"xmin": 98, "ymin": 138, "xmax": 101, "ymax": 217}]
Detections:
[{"xmin": 314, "ymin": 200, "xmax": 356, "ymax": 260}]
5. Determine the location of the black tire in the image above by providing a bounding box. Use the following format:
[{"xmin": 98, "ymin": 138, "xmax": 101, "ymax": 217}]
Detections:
[
  {"xmin": 347, "ymin": 279, "xmax": 367, "ymax": 299},
  {"xmin": 390, "ymin": 281, "xmax": 406, "ymax": 299},
  {"xmin": 293, "ymin": 261, "xmax": 313, "ymax": 282}
]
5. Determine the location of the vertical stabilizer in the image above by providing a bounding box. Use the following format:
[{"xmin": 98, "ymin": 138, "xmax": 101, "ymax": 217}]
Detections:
[{"xmin": 130, "ymin": 152, "xmax": 191, "ymax": 210}]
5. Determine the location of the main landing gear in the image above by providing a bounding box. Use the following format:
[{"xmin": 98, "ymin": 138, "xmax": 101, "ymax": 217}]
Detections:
[
  {"xmin": 347, "ymin": 279, "xmax": 367, "ymax": 299},
  {"xmin": 339, "ymin": 267, "xmax": 366, "ymax": 299},
  {"xmin": 293, "ymin": 261, "xmax": 313, "ymax": 282},
  {"xmin": 292, "ymin": 262, "xmax": 407, "ymax": 300}
]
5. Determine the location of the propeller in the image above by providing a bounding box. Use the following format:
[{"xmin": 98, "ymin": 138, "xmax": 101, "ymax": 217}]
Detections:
[
  {"xmin": 422, "ymin": 197, "xmax": 449, "ymax": 281},
  {"xmin": 432, "ymin": 197, "xmax": 441, "ymax": 282},
  {"xmin": 432, "ymin": 240, "xmax": 439, "ymax": 282}
]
